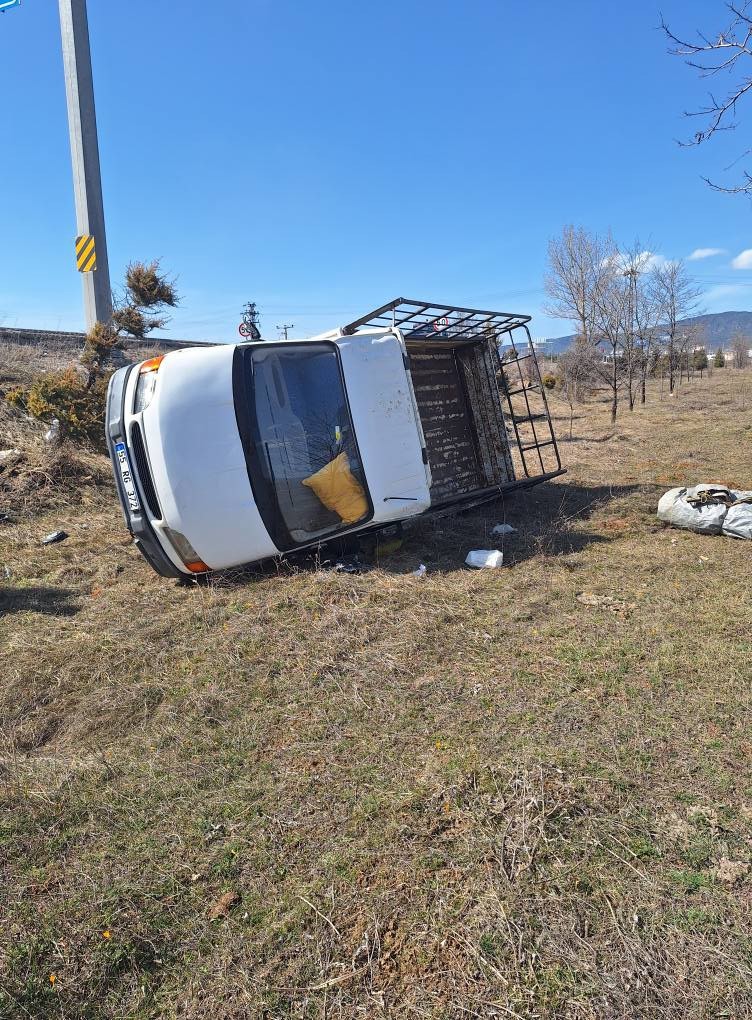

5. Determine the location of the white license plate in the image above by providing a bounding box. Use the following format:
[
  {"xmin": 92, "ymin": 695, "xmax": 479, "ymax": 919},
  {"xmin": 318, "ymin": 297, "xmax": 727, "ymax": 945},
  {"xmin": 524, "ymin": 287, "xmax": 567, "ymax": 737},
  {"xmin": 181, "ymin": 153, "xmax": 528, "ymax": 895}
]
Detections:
[{"xmin": 115, "ymin": 441, "xmax": 140, "ymax": 513}]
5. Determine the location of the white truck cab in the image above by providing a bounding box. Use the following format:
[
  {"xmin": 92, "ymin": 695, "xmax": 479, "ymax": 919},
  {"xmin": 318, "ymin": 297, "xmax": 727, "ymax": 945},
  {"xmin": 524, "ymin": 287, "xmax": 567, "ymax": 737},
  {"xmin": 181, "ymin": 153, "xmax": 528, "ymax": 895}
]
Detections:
[{"xmin": 105, "ymin": 299, "xmax": 563, "ymax": 578}]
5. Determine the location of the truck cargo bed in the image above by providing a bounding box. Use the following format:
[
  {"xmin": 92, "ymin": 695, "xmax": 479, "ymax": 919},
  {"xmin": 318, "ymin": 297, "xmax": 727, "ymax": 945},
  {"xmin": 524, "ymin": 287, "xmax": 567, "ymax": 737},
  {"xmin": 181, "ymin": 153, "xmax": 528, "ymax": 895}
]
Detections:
[
  {"xmin": 407, "ymin": 347, "xmax": 481, "ymax": 501},
  {"xmin": 406, "ymin": 337, "xmax": 514, "ymax": 506},
  {"xmin": 343, "ymin": 298, "xmax": 564, "ymax": 507}
]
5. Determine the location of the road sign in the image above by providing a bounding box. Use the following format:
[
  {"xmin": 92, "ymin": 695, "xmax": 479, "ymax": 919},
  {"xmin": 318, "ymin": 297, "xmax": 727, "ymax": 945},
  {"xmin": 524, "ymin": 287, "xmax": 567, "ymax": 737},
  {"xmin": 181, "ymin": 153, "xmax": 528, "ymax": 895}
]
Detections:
[
  {"xmin": 432, "ymin": 316, "xmax": 449, "ymax": 331},
  {"xmin": 238, "ymin": 321, "xmax": 260, "ymax": 339},
  {"xmin": 75, "ymin": 233, "xmax": 97, "ymax": 272}
]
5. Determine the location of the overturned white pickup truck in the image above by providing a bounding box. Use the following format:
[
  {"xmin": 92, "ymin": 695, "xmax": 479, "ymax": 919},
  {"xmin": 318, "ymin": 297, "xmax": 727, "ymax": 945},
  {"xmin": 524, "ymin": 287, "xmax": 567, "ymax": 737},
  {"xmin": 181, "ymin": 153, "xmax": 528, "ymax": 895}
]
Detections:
[{"xmin": 105, "ymin": 298, "xmax": 564, "ymax": 578}]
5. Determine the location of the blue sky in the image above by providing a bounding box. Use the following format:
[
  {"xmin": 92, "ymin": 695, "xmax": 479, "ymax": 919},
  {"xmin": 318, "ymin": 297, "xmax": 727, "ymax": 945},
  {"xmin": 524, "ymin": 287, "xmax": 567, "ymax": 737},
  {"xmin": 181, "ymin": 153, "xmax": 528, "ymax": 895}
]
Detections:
[{"xmin": 2, "ymin": 0, "xmax": 752, "ymax": 342}]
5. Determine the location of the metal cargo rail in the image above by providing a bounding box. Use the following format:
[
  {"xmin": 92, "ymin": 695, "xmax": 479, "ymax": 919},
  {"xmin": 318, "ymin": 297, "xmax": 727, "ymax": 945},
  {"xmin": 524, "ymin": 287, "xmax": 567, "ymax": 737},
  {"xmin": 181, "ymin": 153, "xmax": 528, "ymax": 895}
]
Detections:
[{"xmin": 343, "ymin": 298, "xmax": 564, "ymax": 499}]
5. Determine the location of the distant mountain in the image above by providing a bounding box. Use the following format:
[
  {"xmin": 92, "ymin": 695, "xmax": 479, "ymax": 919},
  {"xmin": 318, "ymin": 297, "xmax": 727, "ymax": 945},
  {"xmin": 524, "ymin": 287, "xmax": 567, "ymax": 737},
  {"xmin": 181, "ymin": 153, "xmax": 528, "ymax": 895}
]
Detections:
[
  {"xmin": 681, "ymin": 311, "xmax": 752, "ymax": 348},
  {"xmin": 542, "ymin": 310, "xmax": 752, "ymax": 353},
  {"xmin": 535, "ymin": 334, "xmax": 579, "ymax": 355}
]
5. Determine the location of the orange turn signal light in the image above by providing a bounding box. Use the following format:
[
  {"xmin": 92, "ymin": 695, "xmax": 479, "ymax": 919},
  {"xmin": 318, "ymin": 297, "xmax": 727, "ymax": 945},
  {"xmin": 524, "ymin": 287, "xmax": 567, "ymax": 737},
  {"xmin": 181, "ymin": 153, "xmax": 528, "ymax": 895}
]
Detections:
[
  {"xmin": 139, "ymin": 355, "xmax": 165, "ymax": 374},
  {"xmin": 184, "ymin": 559, "xmax": 210, "ymax": 574}
]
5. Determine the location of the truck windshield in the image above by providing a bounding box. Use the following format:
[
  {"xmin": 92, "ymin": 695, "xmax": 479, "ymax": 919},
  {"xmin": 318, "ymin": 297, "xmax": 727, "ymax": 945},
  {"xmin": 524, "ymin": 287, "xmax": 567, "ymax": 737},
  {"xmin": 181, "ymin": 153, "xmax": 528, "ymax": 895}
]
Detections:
[{"xmin": 235, "ymin": 343, "xmax": 370, "ymax": 547}]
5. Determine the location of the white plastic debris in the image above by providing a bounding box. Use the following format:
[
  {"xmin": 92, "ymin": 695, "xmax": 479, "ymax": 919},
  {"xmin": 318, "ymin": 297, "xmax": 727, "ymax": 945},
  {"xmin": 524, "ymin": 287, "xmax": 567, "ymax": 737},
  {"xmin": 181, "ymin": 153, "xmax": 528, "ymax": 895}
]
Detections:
[
  {"xmin": 491, "ymin": 523, "xmax": 517, "ymax": 536},
  {"xmin": 44, "ymin": 418, "xmax": 61, "ymax": 445},
  {"xmin": 412, "ymin": 564, "xmax": 427, "ymax": 577},
  {"xmin": 465, "ymin": 549, "xmax": 504, "ymax": 569},
  {"xmin": 41, "ymin": 530, "xmax": 68, "ymax": 545}
]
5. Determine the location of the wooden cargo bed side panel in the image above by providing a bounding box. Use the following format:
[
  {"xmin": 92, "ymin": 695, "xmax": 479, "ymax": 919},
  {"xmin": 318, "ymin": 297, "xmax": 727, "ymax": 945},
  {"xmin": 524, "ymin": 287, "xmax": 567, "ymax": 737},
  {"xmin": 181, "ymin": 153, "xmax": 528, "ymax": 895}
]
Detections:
[
  {"xmin": 457, "ymin": 341, "xmax": 515, "ymax": 486},
  {"xmin": 407, "ymin": 348, "xmax": 481, "ymax": 500}
]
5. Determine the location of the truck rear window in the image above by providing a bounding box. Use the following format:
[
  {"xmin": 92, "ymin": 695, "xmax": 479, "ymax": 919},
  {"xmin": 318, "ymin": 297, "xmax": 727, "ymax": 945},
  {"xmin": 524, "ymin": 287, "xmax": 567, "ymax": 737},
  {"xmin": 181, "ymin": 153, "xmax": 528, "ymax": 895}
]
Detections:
[{"xmin": 234, "ymin": 343, "xmax": 370, "ymax": 548}]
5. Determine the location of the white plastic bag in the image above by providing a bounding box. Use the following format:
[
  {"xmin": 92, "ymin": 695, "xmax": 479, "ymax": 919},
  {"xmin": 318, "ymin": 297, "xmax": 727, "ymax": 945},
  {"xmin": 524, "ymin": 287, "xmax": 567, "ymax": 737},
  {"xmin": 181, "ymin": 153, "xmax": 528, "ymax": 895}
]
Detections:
[
  {"xmin": 491, "ymin": 523, "xmax": 517, "ymax": 536},
  {"xmin": 656, "ymin": 487, "xmax": 685, "ymax": 521},
  {"xmin": 657, "ymin": 485, "xmax": 730, "ymax": 535},
  {"xmin": 465, "ymin": 549, "xmax": 504, "ymax": 569},
  {"xmin": 723, "ymin": 492, "xmax": 752, "ymax": 540}
]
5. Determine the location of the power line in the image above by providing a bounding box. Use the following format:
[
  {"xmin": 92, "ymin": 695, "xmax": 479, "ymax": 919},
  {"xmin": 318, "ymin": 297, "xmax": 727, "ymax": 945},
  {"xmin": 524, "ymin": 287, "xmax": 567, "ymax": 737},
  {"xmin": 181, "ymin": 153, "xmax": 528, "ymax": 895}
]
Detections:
[
  {"xmin": 277, "ymin": 323, "xmax": 294, "ymax": 341},
  {"xmin": 239, "ymin": 301, "xmax": 261, "ymax": 340}
]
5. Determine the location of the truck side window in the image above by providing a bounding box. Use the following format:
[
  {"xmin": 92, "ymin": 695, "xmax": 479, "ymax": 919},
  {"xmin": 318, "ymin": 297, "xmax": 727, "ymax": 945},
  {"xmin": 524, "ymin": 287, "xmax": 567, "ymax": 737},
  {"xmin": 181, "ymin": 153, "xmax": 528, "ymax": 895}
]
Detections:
[{"xmin": 249, "ymin": 345, "xmax": 369, "ymax": 544}]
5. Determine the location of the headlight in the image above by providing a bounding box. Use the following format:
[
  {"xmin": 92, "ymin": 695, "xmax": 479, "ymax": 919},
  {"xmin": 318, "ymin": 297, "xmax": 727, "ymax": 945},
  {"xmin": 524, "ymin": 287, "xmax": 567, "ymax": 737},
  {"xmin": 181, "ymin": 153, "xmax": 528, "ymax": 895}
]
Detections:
[
  {"xmin": 162, "ymin": 527, "xmax": 210, "ymax": 573},
  {"xmin": 133, "ymin": 356, "xmax": 164, "ymax": 413}
]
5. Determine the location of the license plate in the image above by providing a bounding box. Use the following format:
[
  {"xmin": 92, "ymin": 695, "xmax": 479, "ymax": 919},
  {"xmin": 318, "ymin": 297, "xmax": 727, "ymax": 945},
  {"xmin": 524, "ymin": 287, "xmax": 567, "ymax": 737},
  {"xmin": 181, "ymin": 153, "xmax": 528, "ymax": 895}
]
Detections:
[{"xmin": 114, "ymin": 441, "xmax": 140, "ymax": 513}]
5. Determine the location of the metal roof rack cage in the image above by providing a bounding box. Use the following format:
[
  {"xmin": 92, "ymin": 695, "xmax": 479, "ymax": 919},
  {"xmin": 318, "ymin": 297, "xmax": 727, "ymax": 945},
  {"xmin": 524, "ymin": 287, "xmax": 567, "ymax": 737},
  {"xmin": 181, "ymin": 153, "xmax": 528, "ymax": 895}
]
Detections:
[{"xmin": 343, "ymin": 298, "xmax": 563, "ymax": 489}]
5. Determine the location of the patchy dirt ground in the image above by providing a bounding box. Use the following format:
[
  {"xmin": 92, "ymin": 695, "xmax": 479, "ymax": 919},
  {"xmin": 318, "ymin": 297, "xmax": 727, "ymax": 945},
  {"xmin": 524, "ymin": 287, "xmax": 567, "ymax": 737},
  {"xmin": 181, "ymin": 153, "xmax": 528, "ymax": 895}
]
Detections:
[{"xmin": 1, "ymin": 371, "xmax": 751, "ymax": 1019}]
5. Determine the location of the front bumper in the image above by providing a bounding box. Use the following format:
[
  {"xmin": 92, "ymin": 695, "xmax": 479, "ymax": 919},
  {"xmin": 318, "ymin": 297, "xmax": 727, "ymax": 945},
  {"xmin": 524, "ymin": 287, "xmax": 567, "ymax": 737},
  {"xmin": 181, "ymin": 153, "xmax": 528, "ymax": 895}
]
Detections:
[{"xmin": 105, "ymin": 365, "xmax": 185, "ymax": 578}]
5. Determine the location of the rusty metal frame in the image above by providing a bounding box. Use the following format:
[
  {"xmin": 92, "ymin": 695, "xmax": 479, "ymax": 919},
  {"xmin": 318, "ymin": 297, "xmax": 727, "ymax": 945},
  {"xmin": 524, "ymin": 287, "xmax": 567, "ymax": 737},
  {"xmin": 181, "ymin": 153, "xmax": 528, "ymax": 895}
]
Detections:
[
  {"xmin": 496, "ymin": 324, "xmax": 562, "ymax": 479},
  {"xmin": 343, "ymin": 298, "xmax": 564, "ymax": 492},
  {"xmin": 341, "ymin": 297, "xmax": 530, "ymax": 340}
]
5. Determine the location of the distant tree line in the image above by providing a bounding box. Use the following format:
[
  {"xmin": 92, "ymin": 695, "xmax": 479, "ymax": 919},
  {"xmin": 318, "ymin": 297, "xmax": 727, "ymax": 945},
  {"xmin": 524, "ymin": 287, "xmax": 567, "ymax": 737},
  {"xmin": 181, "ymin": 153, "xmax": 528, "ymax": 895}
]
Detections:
[{"xmin": 544, "ymin": 226, "xmax": 749, "ymax": 424}]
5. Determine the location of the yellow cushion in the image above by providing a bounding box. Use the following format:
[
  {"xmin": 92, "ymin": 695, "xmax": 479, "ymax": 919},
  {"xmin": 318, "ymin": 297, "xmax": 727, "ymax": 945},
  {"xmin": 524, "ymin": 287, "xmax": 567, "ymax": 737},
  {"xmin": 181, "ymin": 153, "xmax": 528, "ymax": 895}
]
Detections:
[{"xmin": 302, "ymin": 452, "xmax": 368, "ymax": 524}]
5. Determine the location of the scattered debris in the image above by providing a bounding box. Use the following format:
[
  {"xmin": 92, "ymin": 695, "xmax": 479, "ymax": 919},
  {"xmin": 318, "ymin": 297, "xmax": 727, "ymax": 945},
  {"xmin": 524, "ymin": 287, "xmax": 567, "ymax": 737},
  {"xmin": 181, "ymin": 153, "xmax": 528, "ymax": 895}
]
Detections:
[
  {"xmin": 658, "ymin": 484, "xmax": 752, "ymax": 539},
  {"xmin": 716, "ymin": 858, "xmax": 750, "ymax": 885},
  {"xmin": 208, "ymin": 889, "xmax": 240, "ymax": 919},
  {"xmin": 491, "ymin": 523, "xmax": 517, "ymax": 536},
  {"xmin": 688, "ymin": 806, "xmax": 720, "ymax": 831},
  {"xmin": 465, "ymin": 549, "xmax": 504, "ymax": 569},
  {"xmin": 0, "ymin": 448, "xmax": 22, "ymax": 465},
  {"xmin": 41, "ymin": 530, "xmax": 69, "ymax": 545},
  {"xmin": 44, "ymin": 418, "xmax": 61, "ymax": 446},
  {"xmin": 203, "ymin": 821, "xmax": 226, "ymax": 842},
  {"xmin": 333, "ymin": 555, "xmax": 371, "ymax": 575},
  {"xmin": 412, "ymin": 563, "xmax": 427, "ymax": 577},
  {"xmin": 576, "ymin": 592, "xmax": 638, "ymax": 615}
]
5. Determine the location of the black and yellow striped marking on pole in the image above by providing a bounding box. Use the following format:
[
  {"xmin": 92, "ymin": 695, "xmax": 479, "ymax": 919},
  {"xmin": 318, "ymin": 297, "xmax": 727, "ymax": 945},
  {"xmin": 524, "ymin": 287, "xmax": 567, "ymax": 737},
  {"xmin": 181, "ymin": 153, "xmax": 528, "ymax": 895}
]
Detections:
[{"xmin": 75, "ymin": 234, "xmax": 97, "ymax": 272}]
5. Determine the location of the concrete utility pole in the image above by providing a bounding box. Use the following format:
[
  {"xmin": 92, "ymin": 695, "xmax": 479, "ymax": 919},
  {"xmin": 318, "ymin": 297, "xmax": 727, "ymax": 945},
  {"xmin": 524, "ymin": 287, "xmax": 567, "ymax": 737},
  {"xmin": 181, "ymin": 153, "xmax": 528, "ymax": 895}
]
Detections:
[
  {"xmin": 277, "ymin": 323, "xmax": 294, "ymax": 341},
  {"xmin": 59, "ymin": 0, "xmax": 112, "ymax": 330}
]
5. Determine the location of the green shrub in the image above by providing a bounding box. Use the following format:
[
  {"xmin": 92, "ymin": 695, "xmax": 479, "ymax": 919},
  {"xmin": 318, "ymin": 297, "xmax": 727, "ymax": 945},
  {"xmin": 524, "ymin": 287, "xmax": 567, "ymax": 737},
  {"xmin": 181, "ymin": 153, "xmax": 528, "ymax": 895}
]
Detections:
[
  {"xmin": 692, "ymin": 349, "xmax": 708, "ymax": 373},
  {"xmin": 9, "ymin": 368, "xmax": 112, "ymax": 449},
  {"xmin": 4, "ymin": 260, "xmax": 178, "ymax": 450},
  {"xmin": 542, "ymin": 372, "xmax": 557, "ymax": 390}
]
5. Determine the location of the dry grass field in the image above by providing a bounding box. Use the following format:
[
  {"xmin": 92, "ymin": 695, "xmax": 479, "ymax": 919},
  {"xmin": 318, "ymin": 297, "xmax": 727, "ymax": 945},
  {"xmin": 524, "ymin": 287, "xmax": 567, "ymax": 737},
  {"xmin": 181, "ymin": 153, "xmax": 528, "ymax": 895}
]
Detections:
[{"xmin": 1, "ymin": 368, "xmax": 751, "ymax": 1019}]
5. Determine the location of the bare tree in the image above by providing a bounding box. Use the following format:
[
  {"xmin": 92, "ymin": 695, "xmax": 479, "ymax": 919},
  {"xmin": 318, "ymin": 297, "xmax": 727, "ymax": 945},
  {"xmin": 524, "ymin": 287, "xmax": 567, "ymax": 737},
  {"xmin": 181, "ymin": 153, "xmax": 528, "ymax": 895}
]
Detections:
[
  {"xmin": 545, "ymin": 226, "xmax": 615, "ymax": 345},
  {"xmin": 617, "ymin": 244, "xmax": 663, "ymax": 408},
  {"xmin": 591, "ymin": 264, "xmax": 631, "ymax": 424},
  {"xmin": 662, "ymin": 3, "xmax": 752, "ymax": 193},
  {"xmin": 620, "ymin": 260, "xmax": 642, "ymax": 412},
  {"xmin": 679, "ymin": 323, "xmax": 705, "ymax": 382},
  {"xmin": 557, "ymin": 336, "xmax": 600, "ymax": 438},
  {"xmin": 730, "ymin": 332, "xmax": 751, "ymax": 367},
  {"xmin": 545, "ymin": 226, "xmax": 629, "ymax": 422},
  {"xmin": 649, "ymin": 260, "xmax": 701, "ymax": 394}
]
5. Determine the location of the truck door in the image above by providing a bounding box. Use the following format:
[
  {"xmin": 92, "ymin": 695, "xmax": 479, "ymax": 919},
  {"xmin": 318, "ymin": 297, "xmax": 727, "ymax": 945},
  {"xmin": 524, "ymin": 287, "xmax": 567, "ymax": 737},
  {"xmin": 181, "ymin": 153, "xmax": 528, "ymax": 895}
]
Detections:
[{"xmin": 335, "ymin": 330, "xmax": 432, "ymax": 523}]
